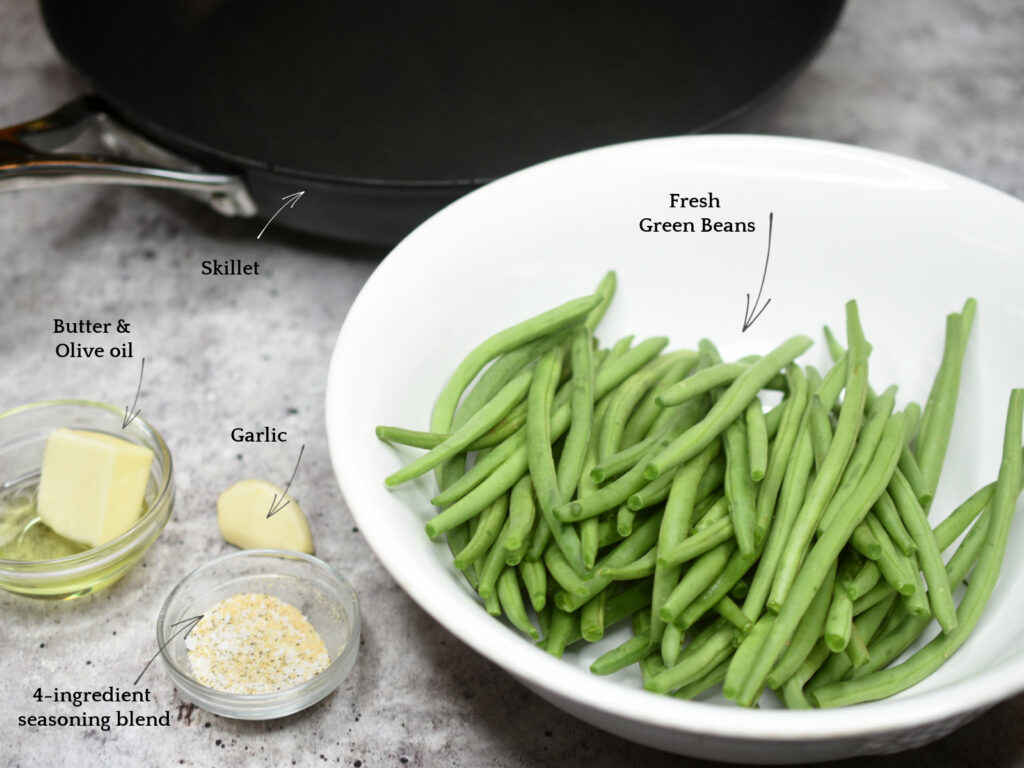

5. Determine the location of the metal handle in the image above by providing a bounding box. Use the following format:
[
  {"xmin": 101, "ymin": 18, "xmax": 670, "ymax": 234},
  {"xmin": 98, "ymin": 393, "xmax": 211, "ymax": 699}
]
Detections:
[{"xmin": 0, "ymin": 96, "xmax": 257, "ymax": 217}]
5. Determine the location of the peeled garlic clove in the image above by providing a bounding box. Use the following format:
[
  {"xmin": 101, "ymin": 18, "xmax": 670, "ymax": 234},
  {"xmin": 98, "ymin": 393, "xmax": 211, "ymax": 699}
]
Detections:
[{"xmin": 217, "ymin": 478, "xmax": 314, "ymax": 554}]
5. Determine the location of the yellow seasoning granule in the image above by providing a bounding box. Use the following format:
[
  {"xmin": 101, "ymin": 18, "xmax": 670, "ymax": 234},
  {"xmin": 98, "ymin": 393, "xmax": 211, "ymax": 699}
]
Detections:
[{"xmin": 186, "ymin": 592, "xmax": 330, "ymax": 695}]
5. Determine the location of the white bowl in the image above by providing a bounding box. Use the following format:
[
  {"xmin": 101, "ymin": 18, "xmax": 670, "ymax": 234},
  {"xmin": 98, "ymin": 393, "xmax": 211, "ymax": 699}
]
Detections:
[{"xmin": 325, "ymin": 135, "xmax": 1024, "ymax": 763}]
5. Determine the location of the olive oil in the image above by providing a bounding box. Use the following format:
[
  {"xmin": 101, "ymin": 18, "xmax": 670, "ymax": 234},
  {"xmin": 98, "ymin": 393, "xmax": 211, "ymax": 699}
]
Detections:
[{"xmin": 0, "ymin": 475, "xmax": 88, "ymax": 561}]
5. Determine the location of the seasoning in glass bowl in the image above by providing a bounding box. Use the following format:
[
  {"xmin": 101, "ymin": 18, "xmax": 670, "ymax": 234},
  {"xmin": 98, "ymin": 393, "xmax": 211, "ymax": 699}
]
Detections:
[{"xmin": 185, "ymin": 592, "xmax": 330, "ymax": 695}]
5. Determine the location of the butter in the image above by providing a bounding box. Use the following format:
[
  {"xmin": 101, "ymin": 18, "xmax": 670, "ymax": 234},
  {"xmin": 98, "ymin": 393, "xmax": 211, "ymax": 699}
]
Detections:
[
  {"xmin": 217, "ymin": 479, "xmax": 314, "ymax": 554},
  {"xmin": 36, "ymin": 428, "xmax": 153, "ymax": 547}
]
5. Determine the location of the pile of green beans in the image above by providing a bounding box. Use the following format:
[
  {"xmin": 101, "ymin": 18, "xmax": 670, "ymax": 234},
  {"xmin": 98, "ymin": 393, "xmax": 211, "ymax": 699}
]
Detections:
[{"xmin": 376, "ymin": 271, "xmax": 1024, "ymax": 709}]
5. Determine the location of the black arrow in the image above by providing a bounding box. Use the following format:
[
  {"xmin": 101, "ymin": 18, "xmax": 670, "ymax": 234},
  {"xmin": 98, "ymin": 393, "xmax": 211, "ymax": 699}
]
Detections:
[
  {"xmin": 268, "ymin": 443, "xmax": 305, "ymax": 518},
  {"xmin": 257, "ymin": 191, "xmax": 305, "ymax": 239},
  {"xmin": 133, "ymin": 614, "xmax": 204, "ymax": 686},
  {"xmin": 742, "ymin": 212, "xmax": 774, "ymax": 332},
  {"xmin": 122, "ymin": 357, "xmax": 145, "ymax": 428}
]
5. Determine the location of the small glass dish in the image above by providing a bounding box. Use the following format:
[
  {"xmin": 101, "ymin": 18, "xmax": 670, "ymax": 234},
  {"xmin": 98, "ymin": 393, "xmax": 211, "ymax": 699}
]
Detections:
[
  {"xmin": 158, "ymin": 549, "xmax": 360, "ymax": 720},
  {"xmin": 0, "ymin": 399, "xmax": 174, "ymax": 598}
]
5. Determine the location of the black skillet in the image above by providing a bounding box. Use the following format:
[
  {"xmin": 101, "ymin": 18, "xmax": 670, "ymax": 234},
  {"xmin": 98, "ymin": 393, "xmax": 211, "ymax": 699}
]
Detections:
[{"xmin": 0, "ymin": 1, "xmax": 845, "ymax": 245}]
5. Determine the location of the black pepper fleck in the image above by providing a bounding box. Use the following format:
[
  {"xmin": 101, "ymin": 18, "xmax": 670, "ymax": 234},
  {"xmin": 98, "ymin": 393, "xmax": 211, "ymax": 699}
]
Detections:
[
  {"xmin": 39, "ymin": 643, "xmax": 45, "ymax": 648},
  {"xmin": 352, "ymin": 527, "xmax": 359, "ymax": 533},
  {"xmin": 354, "ymin": 761, "xmax": 362, "ymax": 767},
  {"xmin": 544, "ymin": 730, "xmax": 552, "ymax": 737}
]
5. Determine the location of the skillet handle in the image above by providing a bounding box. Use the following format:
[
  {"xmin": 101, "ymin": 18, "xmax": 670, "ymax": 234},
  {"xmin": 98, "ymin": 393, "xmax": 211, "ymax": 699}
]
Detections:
[{"xmin": 0, "ymin": 96, "xmax": 257, "ymax": 217}]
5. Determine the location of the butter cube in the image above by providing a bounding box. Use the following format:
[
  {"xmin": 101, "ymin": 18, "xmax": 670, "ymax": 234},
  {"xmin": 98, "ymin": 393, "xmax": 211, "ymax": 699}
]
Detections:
[{"xmin": 36, "ymin": 428, "xmax": 153, "ymax": 547}]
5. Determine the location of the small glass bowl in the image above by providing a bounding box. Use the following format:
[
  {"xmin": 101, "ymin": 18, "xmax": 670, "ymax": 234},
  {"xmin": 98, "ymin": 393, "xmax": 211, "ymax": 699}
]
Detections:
[
  {"xmin": 0, "ymin": 399, "xmax": 174, "ymax": 598},
  {"xmin": 158, "ymin": 549, "xmax": 360, "ymax": 720}
]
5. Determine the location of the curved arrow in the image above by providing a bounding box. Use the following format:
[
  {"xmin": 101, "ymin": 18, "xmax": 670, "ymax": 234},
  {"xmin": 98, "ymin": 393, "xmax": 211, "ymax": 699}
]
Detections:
[{"xmin": 742, "ymin": 212, "xmax": 774, "ymax": 333}]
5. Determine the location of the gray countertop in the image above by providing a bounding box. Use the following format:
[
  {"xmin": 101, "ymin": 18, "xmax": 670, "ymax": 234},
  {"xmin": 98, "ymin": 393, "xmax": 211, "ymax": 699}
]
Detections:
[{"xmin": 2, "ymin": 2, "xmax": 1023, "ymax": 766}]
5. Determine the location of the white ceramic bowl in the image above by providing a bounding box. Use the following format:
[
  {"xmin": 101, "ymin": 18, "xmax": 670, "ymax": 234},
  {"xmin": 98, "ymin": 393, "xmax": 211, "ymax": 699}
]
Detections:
[{"xmin": 325, "ymin": 135, "xmax": 1024, "ymax": 763}]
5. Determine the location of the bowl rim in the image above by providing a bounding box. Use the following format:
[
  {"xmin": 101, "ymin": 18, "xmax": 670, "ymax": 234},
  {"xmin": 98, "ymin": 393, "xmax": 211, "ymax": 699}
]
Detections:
[
  {"xmin": 157, "ymin": 548, "xmax": 361, "ymax": 714},
  {"xmin": 325, "ymin": 133, "xmax": 1024, "ymax": 744},
  {"xmin": 0, "ymin": 398, "xmax": 174, "ymax": 570}
]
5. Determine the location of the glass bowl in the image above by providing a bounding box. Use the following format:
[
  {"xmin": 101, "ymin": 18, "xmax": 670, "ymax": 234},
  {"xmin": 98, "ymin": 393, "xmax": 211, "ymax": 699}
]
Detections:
[
  {"xmin": 158, "ymin": 549, "xmax": 360, "ymax": 720},
  {"xmin": 0, "ymin": 399, "xmax": 175, "ymax": 598}
]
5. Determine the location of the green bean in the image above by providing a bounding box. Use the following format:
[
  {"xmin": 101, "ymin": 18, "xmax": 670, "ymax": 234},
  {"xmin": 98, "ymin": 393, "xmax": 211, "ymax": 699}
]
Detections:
[
  {"xmin": 657, "ymin": 506, "xmax": 733, "ymax": 567},
  {"xmin": 555, "ymin": 327, "xmax": 595, "ymax": 503},
  {"xmin": 581, "ymin": 590, "xmax": 607, "ymax": 642},
  {"xmin": 872, "ymin": 490, "xmax": 917, "ymax": 556},
  {"xmin": 847, "ymin": 560, "xmax": 881, "ymax": 600},
  {"xmin": 541, "ymin": 608, "xmax": 576, "ymax": 658},
  {"xmin": 503, "ymin": 476, "xmax": 536, "ymax": 564},
  {"xmin": 661, "ymin": 623, "xmax": 684, "ymax": 666},
  {"xmin": 823, "ymin": 324, "xmax": 844, "ymax": 361},
  {"xmin": 621, "ymin": 356, "xmax": 699, "ymax": 448},
  {"xmin": 817, "ymin": 387, "xmax": 897, "ymax": 534},
  {"xmin": 478, "ymin": 518, "xmax": 514, "ymax": 598},
  {"xmin": 659, "ymin": 540, "xmax": 736, "ymax": 623},
  {"xmin": 527, "ymin": 345, "xmax": 586, "ymax": 573},
  {"xmin": 814, "ymin": 389, "xmax": 1022, "ymax": 708},
  {"xmin": 743, "ymin": 365, "xmax": 810, "ymax": 615},
  {"xmin": 441, "ymin": 458, "xmax": 475, "ymax": 586},
  {"xmin": 555, "ymin": 445, "xmax": 662, "ymax": 522},
  {"xmin": 496, "ymin": 568, "xmax": 539, "ymax": 640},
  {"xmin": 723, "ymin": 417, "xmax": 758, "ymax": 556},
  {"xmin": 732, "ymin": 410, "xmax": 904, "ymax": 707},
  {"xmin": 543, "ymin": 545, "xmax": 590, "ymax": 597},
  {"xmin": 604, "ymin": 334, "xmax": 634, "ymax": 365},
  {"xmin": 644, "ymin": 335, "xmax": 813, "ymax": 480},
  {"xmin": 808, "ymin": 593, "xmax": 897, "ymax": 691},
  {"xmin": 723, "ymin": 614, "xmax": 776, "ymax": 701},
  {"xmin": 767, "ymin": 562, "xmax": 837, "ymax": 688},
  {"xmin": 902, "ymin": 401, "xmax": 922, "ymax": 447},
  {"xmin": 808, "ymin": 395, "xmax": 833, "ymax": 473},
  {"xmin": 591, "ymin": 634, "xmax": 652, "ymax": 676},
  {"xmin": 657, "ymin": 362, "xmax": 750, "ymax": 407},
  {"xmin": 453, "ymin": 493, "xmax": 509, "ymax": 570},
  {"xmin": 898, "ymin": 445, "xmax": 931, "ymax": 506},
  {"xmin": 519, "ymin": 559, "xmax": 548, "ymax": 612},
  {"xmin": 934, "ymin": 483, "xmax": 994, "ymax": 550},
  {"xmin": 849, "ymin": 523, "xmax": 881, "ymax": 561},
  {"xmin": 562, "ymin": 578, "xmax": 655, "ymax": 647},
  {"xmin": 616, "ymin": 504, "xmax": 636, "ymax": 537},
  {"xmin": 650, "ymin": 441, "xmax": 721, "ymax": 642},
  {"xmin": 769, "ymin": 303, "xmax": 870, "ymax": 611},
  {"xmin": 715, "ymin": 596, "xmax": 754, "ymax": 635},
  {"xmin": 584, "ymin": 270, "xmax": 618, "ymax": 333},
  {"xmin": 900, "ymin": 564, "xmax": 931, "ymax": 619},
  {"xmin": 647, "ymin": 621, "xmax": 735, "ymax": 694},
  {"xmin": 845, "ymin": 623, "xmax": 871, "ymax": 668},
  {"xmin": 375, "ymin": 426, "xmax": 450, "ymax": 450},
  {"xmin": 430, "ymin": 292, "xmax": 602, "ymax": 446},
  {"xmin": 599, "ymin": 544, "xmax": 657, "ymax": 580},
  {"xmin": 525, "ymin": 515, "xmax": 552, "ymax": 562},
  {"xmin": 672, "ymin": 656, "xmax": 731, "ymax": 700},
  {"xmin": 824, "ymin": 588, "xmax": 854, "ymax": 652},
  {"xmin": 852, "ymin": 580, "xmax": 895, "ymax": 616},
  {"xmin": 865, "ymin": 513, "xmax": 916, "ymax": 596},
  {"xmin": 692, "ymin": 491, "xmax": 728, "ymax": 529},
  {"xmin": 731, "ymin": 579, "xmax": 749, "ymax": 601},
  {"xmin": 890, "ymin": 468, "xmax": 957, "ymax": 632},
  {"xmin": 484, "ymin": 589, "xmax": 501, "ymax": 616},
  {"xmin": 745, "ymin": 397, "xmax": 769, "ymax": 482}
]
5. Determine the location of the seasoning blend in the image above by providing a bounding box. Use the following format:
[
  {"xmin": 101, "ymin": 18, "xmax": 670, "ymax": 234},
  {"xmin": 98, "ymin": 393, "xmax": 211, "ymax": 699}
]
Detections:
[{"xmin": 186, "ymin": 593, "xmax": 330, "ymax": 695}]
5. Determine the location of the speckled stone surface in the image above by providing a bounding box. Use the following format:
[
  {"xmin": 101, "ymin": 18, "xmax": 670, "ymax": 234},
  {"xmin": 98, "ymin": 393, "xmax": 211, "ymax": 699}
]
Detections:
[{"xmin": 2, "ymin": 2, "xmax": 1023, "ymax": 767}]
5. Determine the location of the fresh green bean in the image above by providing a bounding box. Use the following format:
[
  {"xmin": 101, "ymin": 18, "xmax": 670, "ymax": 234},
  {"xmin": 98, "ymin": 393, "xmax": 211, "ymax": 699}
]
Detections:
[
  {"xmin": 916, "ymin": 303, "xmax": 976, "ymax": 503},
  {"xmin": 723, "ymin": 614, "xmax": 776, "ymax": 701},
  {"xmin": 657, "ymin": 505, "xmax": 733, "ymax": 567},
  {"xmin": 454, "ymin": 493, "xmax": 509, "ymax": 570},
  {"xmin": 723, "ymin": 416, "xmax": 758, "ymax": 556},
  {"xmin": 647, "ymin": 621, "xmax": 735, "ymax": 694},
  {"xmin": 591, "ymin": 634, "xmax": 653, "ymax": 675},
  {"xmin": 543, "ymin": 545, "xmax": 590, "ymax": 597},
  {"xmin": 661, "ymin": 622, "xmax": 684, "ymax": 667},
  {"xmin": 849, "ymin": 522, "xmax": 882, "ymax": 561},
  {"xmin": 600, "ymin": 355, "xmax": 687, "ymax": 460},
  {"xmin": 496, "ymin": 568, "xmax": 539, "ymax": 639},
  {"xmin": 598, "ymin": 544, "xmax": 657, "ymax": 580},
  {"xmin": 890, "ymin": 468, "xmax": 957, "ymax": 632},
  {"xmin": 769, "ymin": 302, "xmax": 870, "ymax": 611},
  {"xmin": 581, "ymin": 590, "xmax": 607, "ymax": 642},
  {"xmin": 616, "ymin": 504, "xmax": 636, "ymax": 537},
  {"xmin": 845, "ymin": 624, "xmax": 871, "ymax": 668},
  {"xmin": 767, "ymin": 562, "xmax": 837, "ymax": 688},
  {"xmin": 584, "ymin": 270, "xmax": 618, "ymax": 333},
  {"xmin": 657, "ymin": 362, "xmax": 750, "ymax": 407},
  {"xmin": 527, "ymin": 345, "xmax": 586, "ymax": 572},
  {"xmin": 865, "ymin": 513, "xmax": 916, "ymax": 596},
  {"xmin": 659, "ymin": 540, "xmax": 736, "ymax": 623},
  {"xmin": 555, "ymin": 326, "xmax": 595, "ymax": 502},
  {"xmin": 746, "ymin": 397, "xmax": 769, "ymax": 482},
  {"xmin": 671, "ymin": 656, "xmax": 731, "ymax": 700},
  {"xmin": 519, "ymin": 559, "xmax": 548, "ymax": 612},
  {"xmin": 808, "ymin": 395, "xmax": 833, "ymax": 473},
  {"xmin": 715, "ymin": 596, "xmax": 754, "ymax": 635},
  {"xmin": 426, "ymin": 447, "xmax": 528, "ymax": 539},
  {"xmin": 807, "ymin": 592, "xmax": 897, "ymax": 691},
  {"xmin": 478, "ymin": 518, "xmax": 513, "ymax": 598},
  {"xmin": 872, "ymin": 490, "xmax": 917, "ymax": 556},
  {"xmin": 817, "ymin": 387, "xmax": 897, "ymax": 534},
  {"xmin": 898, "ymin": 445, "xmax": 931, "ymax": 506},
  {"xmin": 824, "ymin": 588, "xmax": 854, "ymax": 652},
  {"xmin": 541, "ymin": 608, "xmax": 576, "ymax": 658},
  {"xmin": 503, "ymin": 476, "xmax": 536, "ymax": 564},
  {"xmin": 847, "ymin": 560, "xmax": 881, "ymax": 600},
  {"xmin": 563, "ymin": 578, "xmax": 655, "ymax": 647}
]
